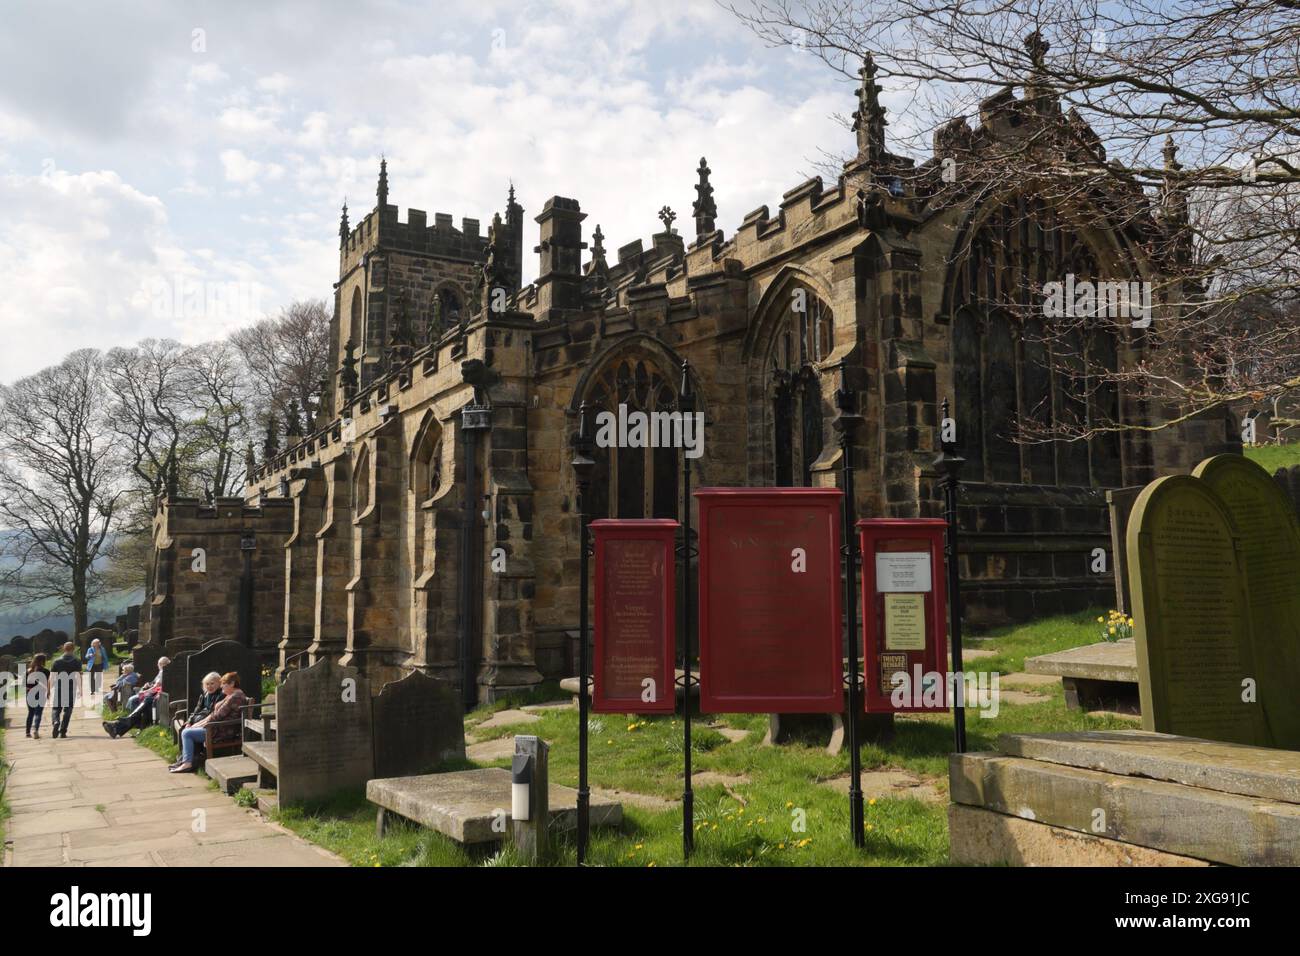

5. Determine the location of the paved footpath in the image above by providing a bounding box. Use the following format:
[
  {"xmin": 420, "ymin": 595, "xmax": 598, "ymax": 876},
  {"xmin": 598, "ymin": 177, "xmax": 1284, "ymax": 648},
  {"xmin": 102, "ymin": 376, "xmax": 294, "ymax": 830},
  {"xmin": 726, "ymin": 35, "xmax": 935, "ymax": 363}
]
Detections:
[{"xmin": 2, "ymin": 703, "xmax": 344, "ymax": 867}]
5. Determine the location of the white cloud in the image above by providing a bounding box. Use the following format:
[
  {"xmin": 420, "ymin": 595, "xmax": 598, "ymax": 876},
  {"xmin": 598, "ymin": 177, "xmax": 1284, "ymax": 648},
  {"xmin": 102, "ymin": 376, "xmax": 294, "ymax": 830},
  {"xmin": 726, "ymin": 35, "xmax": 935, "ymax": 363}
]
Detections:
[{"xmin": 0, "ymin": 0, "xmax": 864, "ymax": 383}]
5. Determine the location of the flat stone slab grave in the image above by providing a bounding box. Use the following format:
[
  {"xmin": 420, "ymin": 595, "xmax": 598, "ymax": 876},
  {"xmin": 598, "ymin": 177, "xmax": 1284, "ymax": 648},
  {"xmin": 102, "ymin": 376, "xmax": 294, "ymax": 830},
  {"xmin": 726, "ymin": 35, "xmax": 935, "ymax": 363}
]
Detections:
[
  {"xmin": 949, "ymin": 730, "xmax": 1300, "ymax": 866},
  {"xmin": 1024, "ymin": 639, "xmax": 1139, "ymax": 713},
  {"xmin": 368, "ymin": 768, "xmax": 623, "ymax": 845}
]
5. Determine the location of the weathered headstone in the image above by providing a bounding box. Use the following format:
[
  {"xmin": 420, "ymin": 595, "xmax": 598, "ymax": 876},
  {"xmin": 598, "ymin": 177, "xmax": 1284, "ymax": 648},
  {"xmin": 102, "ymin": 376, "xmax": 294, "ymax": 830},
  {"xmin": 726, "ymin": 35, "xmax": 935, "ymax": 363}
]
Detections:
[
  {"xmin": 1127, "ymin": 474, "xmax": 1267, "ymax": 745},
  {"xmin": 1105, "ymin": 486, "xmax": 1144, "ymax": 615},
  {"xmin": 32, "ymin": 630, "xmax": 62, "ymax": 655},
  {"xmin": 9, "ymin": 636, "xmax": 31, "ymax": 656},
  {"xmin": 1194, "ymin": 454, "xmax": 1300, "ymax": 748},
  {"xmin": 371, "ymin": 671, "xmax": 465, "ymax": 778},
  {"xmin": 78, "ymin": 626, "xmax": 114, "ymax": 655},
  {"xmin": 276, "ymin": 658, "xmax": 373, "ymax": 805},
  {"xmin": 185, "ymin": 639, "xmax": 262, "ymax": 710},
  {"xmin": 164, "ymin": 636, "xmax": 203, "ymax": 655},
  {"xmin": 160, "ymin": 650, "xmax": 195, "ymax": 699},
  {"xmin": 132, "ymin": 644, "xmax": 163, "ymax": 684}
]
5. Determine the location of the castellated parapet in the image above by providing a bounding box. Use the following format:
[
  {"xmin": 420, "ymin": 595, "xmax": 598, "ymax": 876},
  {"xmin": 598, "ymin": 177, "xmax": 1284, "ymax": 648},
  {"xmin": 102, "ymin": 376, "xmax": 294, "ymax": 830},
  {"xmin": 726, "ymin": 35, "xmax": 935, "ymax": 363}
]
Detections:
[{"xmin": 140, "ymin": 497, "xmax": 294, "ymax": 667}]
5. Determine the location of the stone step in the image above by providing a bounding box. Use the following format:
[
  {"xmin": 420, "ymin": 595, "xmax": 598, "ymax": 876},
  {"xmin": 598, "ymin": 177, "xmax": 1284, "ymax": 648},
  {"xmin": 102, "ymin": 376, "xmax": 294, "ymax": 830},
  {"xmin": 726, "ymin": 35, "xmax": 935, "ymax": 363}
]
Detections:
[
  {"xmin": 950, "ymin": 748, "xmax": 1300, "ymax": 866},
  {"xmin": 998, "ymin": 730, "xmax": 1300, "ymax": 804},
  {"xmin": 206, "ymin": 755, "xmax": 260, "ymax": 795},
  {"xmin": 1024, "ymin": 639, "xmax": 1137, "ymax": 682}
]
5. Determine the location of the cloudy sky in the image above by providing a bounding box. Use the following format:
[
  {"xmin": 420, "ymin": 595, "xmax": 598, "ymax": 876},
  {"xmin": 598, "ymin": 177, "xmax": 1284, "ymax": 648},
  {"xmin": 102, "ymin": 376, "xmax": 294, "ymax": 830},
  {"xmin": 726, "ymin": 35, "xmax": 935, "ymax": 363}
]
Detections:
[{"xmin": 0, "ymin": 0, "xmax": 889, "ymax": 385}]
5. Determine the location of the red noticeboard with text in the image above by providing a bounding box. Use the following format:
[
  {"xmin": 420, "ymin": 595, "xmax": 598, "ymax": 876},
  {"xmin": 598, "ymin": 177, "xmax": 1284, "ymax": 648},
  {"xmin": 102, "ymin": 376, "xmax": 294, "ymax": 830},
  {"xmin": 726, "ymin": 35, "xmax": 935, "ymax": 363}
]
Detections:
[
  {"xmin": 857, "ymin": 518, "xmax": 949, "ymax": 714},
  {"xmin": 591, "ymin": 519, "xmax": 678, "ymax": 714},
  {"xmin": 696, "ymin": 488, "xmax": 843, "ymax": 713}
]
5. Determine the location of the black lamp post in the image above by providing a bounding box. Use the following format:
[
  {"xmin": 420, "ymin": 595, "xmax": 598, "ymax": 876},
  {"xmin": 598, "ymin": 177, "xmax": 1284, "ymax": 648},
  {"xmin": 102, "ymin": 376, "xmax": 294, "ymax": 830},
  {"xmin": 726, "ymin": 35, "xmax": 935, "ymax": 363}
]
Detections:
[
  {"xmin": 677, "ymin": 360, "xmax": 696, "ymax": 859},
  {"xmin": 933, "ymin": 397, "xmax": 967, "ymax": 753},
  {"xmin": 570, "ymin": 402, "xmax": 595, "ymax": 865},
  {"xmin": 832, "ymin": 368, "xmax": 865, "ymax": 848}
]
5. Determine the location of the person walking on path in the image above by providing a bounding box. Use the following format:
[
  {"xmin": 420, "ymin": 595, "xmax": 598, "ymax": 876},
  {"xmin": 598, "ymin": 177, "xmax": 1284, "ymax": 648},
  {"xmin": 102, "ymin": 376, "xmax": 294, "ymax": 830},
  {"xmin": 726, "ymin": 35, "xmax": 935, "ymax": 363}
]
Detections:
[
  {"xmin": 25, "ymin": 653, "xmax": 50, "ymax": 739},
  {"xmin": 49, "ymin": 643, "xmax": 82, "ymax": 739},
  {"xmin": 84, "ymin": 638, "xmax": 108, "ymax": 697}
]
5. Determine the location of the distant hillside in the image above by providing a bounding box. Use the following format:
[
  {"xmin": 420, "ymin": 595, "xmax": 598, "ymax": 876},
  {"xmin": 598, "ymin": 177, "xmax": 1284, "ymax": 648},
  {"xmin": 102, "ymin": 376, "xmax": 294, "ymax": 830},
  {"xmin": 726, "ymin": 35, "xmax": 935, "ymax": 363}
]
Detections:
[{"xmin": 0, "ymin": 529, "xmax": 144, "ymax": 637}]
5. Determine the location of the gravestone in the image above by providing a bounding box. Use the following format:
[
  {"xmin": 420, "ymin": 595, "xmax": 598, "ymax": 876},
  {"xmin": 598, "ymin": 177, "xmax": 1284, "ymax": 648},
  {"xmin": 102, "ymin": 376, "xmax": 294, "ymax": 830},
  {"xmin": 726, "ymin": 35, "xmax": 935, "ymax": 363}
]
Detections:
[
  {"xmin": 164, "ymin": 636, "xmax": 203, "ymax": 655},
  {"xmin": 78, "ymin": 627, "xmax": 114, "ymax": 655},
  {"xmin": 159, "ymin": 651, "xmax": 195, "ymax": 698},
  {"xmin": 9, "ymin": 636, "xmax": 30, "ymax": 656},
  {"xmin": 1105, "ymin": 486, "xmax": 1144, "ymax": 614},
  {"xmin": 33, "ymin": 630, "xmax": 62, "ymax": 655},
  {"xmin": 1127, "ymin": 474, "xmax": 1267, "ymax": 745},
  {"xmin": 1273, "ymin": 464, "xmax": 1300, "ymax": 522},
  {"xmin": 371, "ymin": 671, "xmax": 465, "ymax": 778},
  {"xmin": 132, "ymin": 644, "xmax": 164, "ymax": 684},
  {"xmin": 1194, "ymin": 455, "xmax": 1300, "ymax": 749},
  {"xmin": 186, "ymin": 639, "xmax": 262, "ymax": 710},
  {"xmin": 276, "ymin": 658, "xmax": 373, "ymax": 805}
]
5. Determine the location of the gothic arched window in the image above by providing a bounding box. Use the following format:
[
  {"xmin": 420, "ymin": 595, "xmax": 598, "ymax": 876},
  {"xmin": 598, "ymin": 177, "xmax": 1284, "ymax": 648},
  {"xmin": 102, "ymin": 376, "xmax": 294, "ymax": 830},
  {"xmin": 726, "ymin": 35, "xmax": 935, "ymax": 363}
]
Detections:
[
  {"xmin": 349, "ymin": 287, "xmax": 363, "ymax": 348},
  {"xmin": 353, "ymin": 444, "xmax": 372, "ymax": 515},
  {"xmin": 411, "ymin": 416, "xmax": 444, "ymax": 503},
  {"xmin": 768, "ymin": 283, "xmax": 832, "ymax": 486},
  {"xmin": 949, "ymin": 198, "xmax": 1125, "ymax": 488},
  {"xmin": 583, "ymin": 357, "xmax": 679, "ymax": 520}
]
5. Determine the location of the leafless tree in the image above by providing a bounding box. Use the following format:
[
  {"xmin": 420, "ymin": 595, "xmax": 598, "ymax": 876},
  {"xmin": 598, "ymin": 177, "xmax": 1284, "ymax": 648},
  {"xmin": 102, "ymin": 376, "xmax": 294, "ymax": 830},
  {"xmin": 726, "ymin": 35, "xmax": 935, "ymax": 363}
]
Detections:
[
  {"xmin": 727, "ymin": 0, "xmax": 1300, "ymax": 440},
  {"xmin": 230, "ymin": 299, "xmax": 332, "ymax": 437},
  {"xmin": 0, "ymin": 350, "xmax": 126, "ymax": 636},
  {"xmin": 181, "ymin": 339, "xmax": 254, "ymax": 496}
]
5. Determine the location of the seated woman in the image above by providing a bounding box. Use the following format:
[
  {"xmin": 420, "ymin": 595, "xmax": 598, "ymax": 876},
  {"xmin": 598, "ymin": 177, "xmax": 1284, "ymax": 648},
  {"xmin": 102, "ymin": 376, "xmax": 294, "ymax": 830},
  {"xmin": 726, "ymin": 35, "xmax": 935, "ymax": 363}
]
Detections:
[
  {"xmin": 169, "ymin": 672, "xmax": 223, "ymax": 744},
  {"xmin": 105, "ymin": 664, "xmax": 139, "ymax": 707},
  {"xmin": 171, "ymin": 672, "xmax": 247, "ymax": 773},
  {"xmin": 103, "ymin": 656, "xmax": 171, "ymax": 738}
]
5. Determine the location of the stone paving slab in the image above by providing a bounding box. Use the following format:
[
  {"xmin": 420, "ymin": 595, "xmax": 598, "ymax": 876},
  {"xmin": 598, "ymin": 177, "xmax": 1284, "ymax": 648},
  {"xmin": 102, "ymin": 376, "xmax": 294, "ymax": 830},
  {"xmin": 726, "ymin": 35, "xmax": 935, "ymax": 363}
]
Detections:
[{"xmin": 2, "ymin": 706, "xmax": 344, "ymax": 868}]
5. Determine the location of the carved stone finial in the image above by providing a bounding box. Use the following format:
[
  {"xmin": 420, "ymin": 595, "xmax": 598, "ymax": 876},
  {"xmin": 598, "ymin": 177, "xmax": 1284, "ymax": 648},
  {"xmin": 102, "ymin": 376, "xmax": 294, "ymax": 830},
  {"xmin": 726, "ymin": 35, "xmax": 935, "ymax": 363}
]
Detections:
[
  {"xmin": 340, "ymin": 337, "xmax": 359, "ymax": 404},
  {"xmin": 339, "ymin": 199, "xmax": 349, "ymax": 247},
  {"xmin": 263, "ymin": 414, "xmax": 280, "ymax": 460},
  {"xmin": 852, "ymin": 52, "xmax": 888, "ymax": 165},
  {"xmin": 693, "ymin": 157, "xmax": 717, "ymax": 237},
  {"xmin": 377, "ymin": 155, "xmax": 389, "ymax": 207},
  {"xmin": 658, "ymin": 205, "xmax": 677, "ymax": 233},
  {"xmin": 285, "ymin": 398, "xmax": 303, "ymax": 438}
]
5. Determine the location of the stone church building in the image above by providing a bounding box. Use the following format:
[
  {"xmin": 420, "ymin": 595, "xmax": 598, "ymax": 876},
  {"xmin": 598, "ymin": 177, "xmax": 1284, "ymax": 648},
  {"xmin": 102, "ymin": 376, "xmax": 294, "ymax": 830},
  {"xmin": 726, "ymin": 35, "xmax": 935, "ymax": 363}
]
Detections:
[{"xmin": 142, "ymin": 48, "xmax": 1234, "ymax": 703}]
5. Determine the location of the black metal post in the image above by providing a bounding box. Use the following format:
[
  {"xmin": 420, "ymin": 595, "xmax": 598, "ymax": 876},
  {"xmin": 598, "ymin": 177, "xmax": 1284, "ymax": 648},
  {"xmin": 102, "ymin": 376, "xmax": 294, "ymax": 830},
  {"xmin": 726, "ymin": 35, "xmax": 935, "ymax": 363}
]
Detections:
[
  {"xmin": 833, "ymin": 372, "xmax": 865, "ymax": 848},
  {"xmin": 571, "ymin": 403, "xmax": 595, "ymax": 865},
  {"xmin": 934, "ymin": 398, "xmax": 967, "ymax": 754},
  {"xmin": 678, "ymin": 361, "xmax": 695, "ymax": 860}
]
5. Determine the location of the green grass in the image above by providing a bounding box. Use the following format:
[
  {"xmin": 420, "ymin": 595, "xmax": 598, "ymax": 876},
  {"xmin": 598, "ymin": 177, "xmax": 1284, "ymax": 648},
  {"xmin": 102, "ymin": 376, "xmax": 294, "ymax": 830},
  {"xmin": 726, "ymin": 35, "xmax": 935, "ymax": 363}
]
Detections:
[
  {"xmin": 263, "ymin": 607, "xmax": 1140, "ymax": 867},
  {"xmin": 1244, "ymin": 441, "xmax": 1300, "ymax": 474}
]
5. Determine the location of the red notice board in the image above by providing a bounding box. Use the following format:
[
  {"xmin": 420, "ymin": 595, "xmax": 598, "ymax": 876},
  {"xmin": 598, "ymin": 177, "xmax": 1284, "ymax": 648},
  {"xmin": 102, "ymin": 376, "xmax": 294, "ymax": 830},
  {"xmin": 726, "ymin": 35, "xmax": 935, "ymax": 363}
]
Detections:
[
  {"xmin": 857, "ymin": 519, "xmax": 949, "ymax": 714},
  {"xmin": 696, "ymin": 488, "xmax": 843, "ymax": 713},
  {"xmin": 591, "ymin": 519, "xmax": 678, "ymax": 714}
]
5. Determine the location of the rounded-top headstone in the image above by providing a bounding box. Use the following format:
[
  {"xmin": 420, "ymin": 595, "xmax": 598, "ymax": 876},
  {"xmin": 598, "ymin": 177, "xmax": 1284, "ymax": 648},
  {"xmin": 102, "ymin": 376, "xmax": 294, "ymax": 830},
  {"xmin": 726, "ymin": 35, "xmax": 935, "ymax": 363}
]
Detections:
[
  {"xmin": 1127, "ymin": 474, "xmax": 1267, "ymax": 746},
  {"xmin": 1195, "ymin": 454, "xmax": 1300, "ymax": 748}
]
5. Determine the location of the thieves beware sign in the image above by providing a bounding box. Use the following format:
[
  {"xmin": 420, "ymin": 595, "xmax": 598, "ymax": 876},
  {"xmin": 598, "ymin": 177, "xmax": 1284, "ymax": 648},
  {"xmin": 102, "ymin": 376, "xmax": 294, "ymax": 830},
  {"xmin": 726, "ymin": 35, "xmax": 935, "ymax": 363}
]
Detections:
[{"xmin": 857, "ymin": 518, "xmax": 949, "ymax": 713}]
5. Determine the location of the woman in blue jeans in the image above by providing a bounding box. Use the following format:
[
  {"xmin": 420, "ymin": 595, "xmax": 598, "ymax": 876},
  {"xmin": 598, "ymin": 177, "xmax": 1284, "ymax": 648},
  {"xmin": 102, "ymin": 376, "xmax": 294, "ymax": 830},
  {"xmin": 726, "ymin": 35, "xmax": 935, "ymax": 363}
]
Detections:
[
  {"xmin": 25, "ymin": 654, "xmax": 49, "ymax": 738},
  {"xmin": 171, "ymin": 671, "xmax": 246, "ymax": 773}
]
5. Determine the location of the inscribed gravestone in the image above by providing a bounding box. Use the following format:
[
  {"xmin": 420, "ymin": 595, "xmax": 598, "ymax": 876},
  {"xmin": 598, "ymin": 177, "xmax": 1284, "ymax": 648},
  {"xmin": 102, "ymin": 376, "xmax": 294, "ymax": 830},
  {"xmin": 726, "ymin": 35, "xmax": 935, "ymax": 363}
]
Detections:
[
  {"xmin": 1127, "ymin": 474, "xmax": 1267, "ymax": 745},
  {"xmin": 1195, "ymin": 454, "xmax": 1300, "ymax": 749},
  {"xmin": 371, "ymin": 671, "xmax": 465, "ymax": 778},
  {"xmin": 132, "ymin": 644, "xmax": 163, "ymax": 684},
  {"xmin": 185, "ymin": 639, "xmax": 262, "ymax": 710},
  {"xmin": 277, "ymin": 658, "xmax": 373, "ymax": 805}
]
